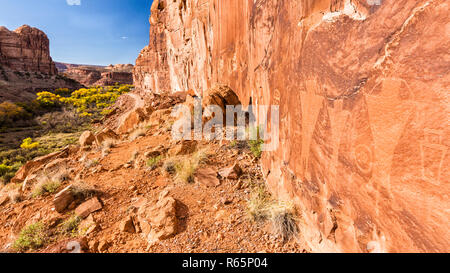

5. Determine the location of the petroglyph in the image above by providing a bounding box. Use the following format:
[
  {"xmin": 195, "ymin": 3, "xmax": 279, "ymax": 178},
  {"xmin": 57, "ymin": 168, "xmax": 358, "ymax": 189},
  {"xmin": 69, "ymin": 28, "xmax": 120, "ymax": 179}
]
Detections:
[
  {"xmin": 365, "ymin": 78, "xmax": 415, "ymax": 196},
  {"xmin": 301, "ymin": 80, "xmax": 324, "ymax": 181},
  {"xmin": 328, "ymin": 100, "xmax": 351, "ymax": 182},
  {"xmin": 421, "ymin": 129, "xmax": 448, "ymax": 186}
]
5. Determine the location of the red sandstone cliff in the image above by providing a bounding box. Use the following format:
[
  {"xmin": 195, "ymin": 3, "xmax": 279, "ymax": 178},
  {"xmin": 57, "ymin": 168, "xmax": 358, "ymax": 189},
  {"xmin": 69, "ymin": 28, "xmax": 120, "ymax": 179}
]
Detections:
[
  {"xmin": 134, "ymin": 0, "xmax": 449, "ymax": 252},
  {"xmin": 0, "ymin": 25, "xmax": 82, "ymax": 102},
  {"xmin": 0, "ymin": 25, "xmax": 56, "ymax": 74}
]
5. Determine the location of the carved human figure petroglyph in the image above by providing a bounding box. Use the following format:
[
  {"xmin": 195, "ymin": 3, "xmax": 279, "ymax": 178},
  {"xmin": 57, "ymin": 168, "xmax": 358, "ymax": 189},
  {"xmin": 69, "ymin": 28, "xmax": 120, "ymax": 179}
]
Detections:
[
  {"xmin": 328, "ymin": 99, "xmax": 351, "ymax": 185},
  {"xmin": 420, "ymin": 129, "xmax": 447, "ymax": 186},
  {"xmin": 300, "ymin": 80, "xmax": 324, "ymax": 181},
  {"xmin": 365, "ymin": 78, "xmax": 414, "ymax": 210}
]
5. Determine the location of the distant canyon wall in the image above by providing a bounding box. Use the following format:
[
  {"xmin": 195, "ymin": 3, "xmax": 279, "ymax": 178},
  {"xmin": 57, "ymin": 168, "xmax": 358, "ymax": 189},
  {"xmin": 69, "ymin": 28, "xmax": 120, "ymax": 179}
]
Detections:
[
  {"xmin": 62, "ymin": 66, "xmax": 134, "ymax": 87},
  {"xmin": 134, "ymin": 0, "xmax": 450, "ymax": 252},
  {"xmin": 0, "ymin": 25, "xmax": 81, "ymax": 102},
  {"xmin": 0, "ymin": 25, "xmax": 56, "ymax": 74}
]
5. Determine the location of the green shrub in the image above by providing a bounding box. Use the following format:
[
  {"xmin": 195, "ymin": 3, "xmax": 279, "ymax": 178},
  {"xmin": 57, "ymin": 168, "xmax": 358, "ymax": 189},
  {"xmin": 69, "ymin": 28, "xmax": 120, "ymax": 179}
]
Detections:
[
  {"xmin": 60, "ymin": 215, "xmax": 81, "ymax": 236},
  {"xmin": 147, "ymin": 155, "xmax": 162, "ymax": 169},
  {"xmin": 13, "ymin": 222, "xmax": 47, "ymax": 252},
  {"xmin": 248, "ymin": 138, "xmax": 264, "ymax": 158},
  {"xmin": 247, "ymin": 126, "xmax": 264, "ymax": 158}
]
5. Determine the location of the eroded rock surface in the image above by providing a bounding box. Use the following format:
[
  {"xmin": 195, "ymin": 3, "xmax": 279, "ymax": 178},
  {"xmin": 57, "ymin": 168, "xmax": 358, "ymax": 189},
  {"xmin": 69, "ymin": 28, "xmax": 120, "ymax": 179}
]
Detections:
[{"xmin": 134, "ymin": 0, "xmax": 450, "ymax": 252}]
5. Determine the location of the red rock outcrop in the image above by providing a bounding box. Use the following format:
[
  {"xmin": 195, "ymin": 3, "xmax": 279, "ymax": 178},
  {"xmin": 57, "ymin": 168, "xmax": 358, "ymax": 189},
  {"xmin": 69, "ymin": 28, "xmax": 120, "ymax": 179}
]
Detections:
[
  {"xmin": 0, "ymin": 25, "xmax": 56, "ymax": 74},
  {"xmin": 0, "ymin": 25, "xmax": 82, "ymax": 102},
  {"xmin": 134, "ymin": 0, "xmax": 450, "ymax": 252}
]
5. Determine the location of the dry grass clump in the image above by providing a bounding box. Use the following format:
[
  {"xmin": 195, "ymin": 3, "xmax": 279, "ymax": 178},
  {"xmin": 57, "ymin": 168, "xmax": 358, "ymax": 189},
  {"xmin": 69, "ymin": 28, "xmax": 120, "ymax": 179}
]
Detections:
[
  {"xmin": 129, "ymin": 127, "xmax": 148, "ymax": 141},
  {"xmin": 1, "ymin": 182, "xmax": 22, "ymax": 203},
  {"xmin": 71, "ymin": 182, "xmax": 98, "ymax": 200},
  {"xmin": 31, "ymin": 175, "xmax": 62, "ymax": 198},
  {"xmin": 84, "ymin": 159, "xmax": 99, "ymax": 169},
  {"xmin": 102, "ymin": 138, "xmax": 117, "ymax": 150},
  {"xmin": 247, "ymin": 183, "xmax": 299, "ymax": 242},
  {"xmin": 174, "ymin": 149, "xmax": 207, "ymax": 184},
  {"xmin": 128, "ymin": 150, "xmax": 139, "ymax": 164},
  {"xmin": 100, "ymin": 138, "xmax": 117, "ymax": 157}
]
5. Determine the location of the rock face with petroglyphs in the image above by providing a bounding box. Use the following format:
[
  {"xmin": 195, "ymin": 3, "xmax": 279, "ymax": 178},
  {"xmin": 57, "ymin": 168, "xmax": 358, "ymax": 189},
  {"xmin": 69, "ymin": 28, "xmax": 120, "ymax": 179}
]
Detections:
[{"xmin": 134, "ymin": 0, "xmax": 450, "ymax": 252}]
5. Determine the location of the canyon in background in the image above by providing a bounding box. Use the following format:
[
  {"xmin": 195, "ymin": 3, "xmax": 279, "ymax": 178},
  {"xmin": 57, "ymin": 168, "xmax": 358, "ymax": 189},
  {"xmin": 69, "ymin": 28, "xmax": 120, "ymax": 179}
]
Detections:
[
  {"xmin": 0, "ymin": 25, "xmax": 134, "ymax": 103},
  {"xmin": 0, "ymin": 0, "xmax": 448, "ymax": 253}
]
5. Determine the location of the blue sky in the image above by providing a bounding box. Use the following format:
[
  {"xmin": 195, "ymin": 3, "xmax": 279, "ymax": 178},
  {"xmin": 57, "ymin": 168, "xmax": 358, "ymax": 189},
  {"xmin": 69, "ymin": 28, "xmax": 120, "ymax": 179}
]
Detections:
[{"xmin": 0, "ymin": 0, "xmax": 153, "ymax": 65}]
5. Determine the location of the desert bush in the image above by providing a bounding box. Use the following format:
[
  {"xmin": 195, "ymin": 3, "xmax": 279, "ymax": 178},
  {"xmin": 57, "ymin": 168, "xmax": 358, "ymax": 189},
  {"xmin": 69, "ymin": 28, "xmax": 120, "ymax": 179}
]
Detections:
[
  {"xmin": 147, "ymin": 155, "xmax": 162, "ymax": 169},
  {"xmin": 60, "ymin": 85, "xmax": 132, "ymax": 116},
  {"xmin": 0, "ymin": 102, "xmax": 30, "ymax": 126},
  {"xmin": 31, "ymin": 177, "xmax": 61, "ymax": 198},
  {"xmin": 247, "ymin": 183, "xmax": 299, "ymax": 242},
  {"xmin": 59, "ymin": 214, "xmax": 81, "ymax": 236},
  {"xmin": 248, "ymin": 137, "xmax": 264, "ymax": 158},
  {"xmin": 71, "ymin": 182, "xmax": 97, "ymax": 200},
  {"xmin": 53, "ymin": 88, "xmax": 72, "ymax": 97},
  {"xmin": 35, "ymin": 85, "xmax": 132, "ymax": 125},
  {"xmin": 20, "ymin": 137, "xmax": 40, "ymax": 150},
  {"xmin": 13, "ymin": 222, "xmax": 47, "ymax": 252},
  {"xmin": 36, "ymin": 107, "xmax": 88, "ymax": 133},
  {"xmin": 163, "ymin": 159, "xmax": 177, "ymax": 175},
  {"xmin": 174, "ymin": 150, "xmax": 207, "ymax": 183},
  {"xmin": 36, "ymin": 91, "xmax": 61, "ymax": 108}
]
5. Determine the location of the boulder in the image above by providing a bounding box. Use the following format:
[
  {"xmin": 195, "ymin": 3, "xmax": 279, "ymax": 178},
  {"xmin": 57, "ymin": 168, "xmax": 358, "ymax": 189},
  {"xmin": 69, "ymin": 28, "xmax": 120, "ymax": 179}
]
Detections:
[
  {"xmin": 95, "ymin": 128, "xmax": 119, "ymax": 146},
  {"xmin": 79, "ymin": 131, "xmax": 96, "ymax": 147},
  {"xmin": 41, "ymin": 238, "xmax": 89, "ymax": 253},
  {"xmin": 144, "ymin": 145, "xmax": 167, "ymax": 158},
  {"xmin": 12, "ymin": 147, "xmax": 69, "ymax": 185},
  {"xmin": 195, "ymin": 167, "xmax": 220, "ymax": 187},
  {"xmin": 117, "ymin": 107, "xmax": 153, "ymax": 134},
  {"xmin": 168, "ymin": 140, "xmax": 197, "ymax": 156},
  {"xmin": 79, "ymin": 215, "xmax": 99, "ymax": 235},
  {"xmin": 147, "ymin": 108, "xmax": 172, "ymax": 127},
  {"xmin": 119, "ymin": 216, "xmax": 136, "ymax": 233},
  {"xmin": 136, "ymin": 193, "xmax": 178, "ymax": 245},
  {"xmin": 53, "ymin": 185, "xmax": 75, "ymax": 213},
  {"xmin": 219, "ymin": 163, "xmax": 243, "ymax": 180},
  {"xmin": 75, "ymin": 197, "xmax": 102, "ymax": 219}
]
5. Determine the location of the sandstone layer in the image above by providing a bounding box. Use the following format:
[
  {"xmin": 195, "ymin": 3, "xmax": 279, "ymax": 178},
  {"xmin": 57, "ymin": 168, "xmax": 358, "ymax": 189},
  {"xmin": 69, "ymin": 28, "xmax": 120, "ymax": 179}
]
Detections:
[{"xmin": 134, "ymin": 0, "xmax": 450, "ymax": 252}]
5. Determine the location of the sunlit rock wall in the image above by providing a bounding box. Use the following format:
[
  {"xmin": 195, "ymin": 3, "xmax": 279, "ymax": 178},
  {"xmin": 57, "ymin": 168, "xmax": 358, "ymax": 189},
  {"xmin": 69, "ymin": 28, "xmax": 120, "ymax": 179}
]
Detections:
[{"xmin": 134, "ymin": 0, "xmax": 450, "ymax": 252}]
